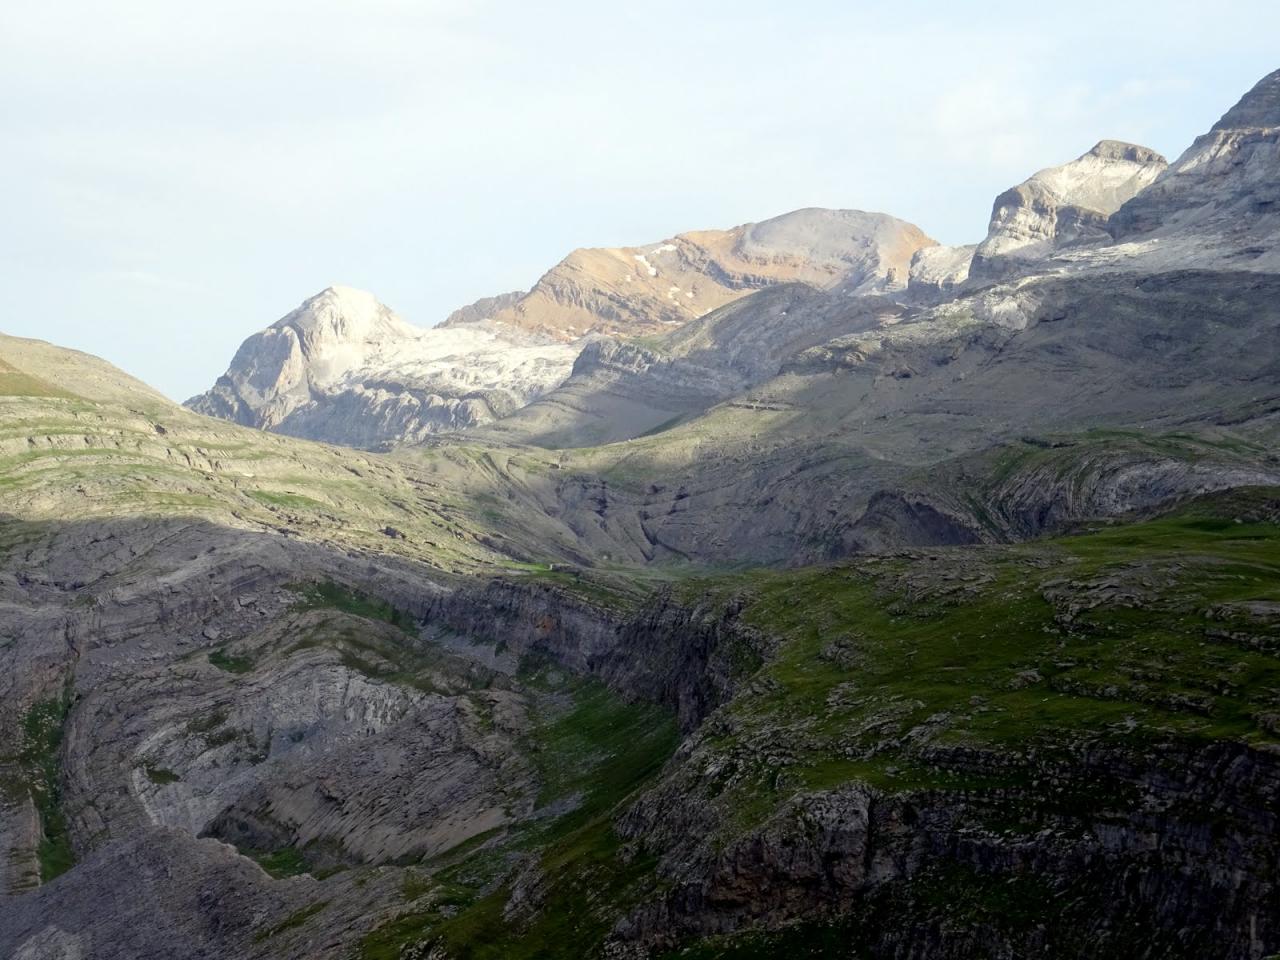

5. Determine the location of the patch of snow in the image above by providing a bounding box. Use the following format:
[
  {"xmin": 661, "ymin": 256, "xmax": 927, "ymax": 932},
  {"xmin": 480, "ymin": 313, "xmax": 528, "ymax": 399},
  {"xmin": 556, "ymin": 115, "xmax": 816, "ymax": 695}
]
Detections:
[{"xmin": 633, "ymin": 254, "xmax": 658, "ymax": 277}]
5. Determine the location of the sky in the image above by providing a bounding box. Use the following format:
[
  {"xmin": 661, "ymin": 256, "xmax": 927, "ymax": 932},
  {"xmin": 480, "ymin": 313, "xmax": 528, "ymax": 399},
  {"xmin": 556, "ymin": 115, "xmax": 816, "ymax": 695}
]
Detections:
[{"xmin": 2, "ymin": 1, "xmax": 1278, "ymax": 401}]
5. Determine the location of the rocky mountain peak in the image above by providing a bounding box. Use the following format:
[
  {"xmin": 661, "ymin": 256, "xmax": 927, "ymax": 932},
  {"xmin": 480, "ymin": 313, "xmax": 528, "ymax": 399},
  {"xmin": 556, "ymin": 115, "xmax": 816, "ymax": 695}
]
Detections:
[
  {"xmin": 185, "ymin": 287, "xmax": 576, "ymax": 446},
  {"xmin": 1087, "ymin": 140, "xmax": 1166, "ymax": 165},
  {"xmin": 1001, "ymin": 140, "xmax": 1167, "ymax": 220},
  {"xmin": 1108, "ymin": 67, "xmax": 1280, "ymax": 253},
  {"xmin": 733, "ymin": 207, "xmax": 933, "ymax": 283},
  {"xmin": 443, "ymin": 290, "xmax": 525, "ymax": 327},
  {"xmin": 1212, "ymin": 67, "xmax": 1280, "ymax": 131},
  {"xmin": 442, "ymin": 208, "xmax": 934, "ymax": 341},
  {"xmin": 310, "ymin": 283, "xmax": 382, "ymax": 313},
  {"xmin": 969, "ymin": 140, "xmax": 1167, "ymax": 278},
  {"xmin": 280, "ymin": 285, "xmax": 419, "ymax": 352}
]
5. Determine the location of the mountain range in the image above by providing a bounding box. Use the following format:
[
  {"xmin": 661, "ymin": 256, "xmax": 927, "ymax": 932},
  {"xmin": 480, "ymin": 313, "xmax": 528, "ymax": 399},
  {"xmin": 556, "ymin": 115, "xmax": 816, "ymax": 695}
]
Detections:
[
  {"xmin": 186, "ymin": 69, "xmax": 1280, "ymax": 455},
  {"xmin": 2, "ymin": 67, "xmax": 1280, "ymax": 960},
  {"xmin": 186, "ymin": 208, "xmax": 934, "ymax": 448}
]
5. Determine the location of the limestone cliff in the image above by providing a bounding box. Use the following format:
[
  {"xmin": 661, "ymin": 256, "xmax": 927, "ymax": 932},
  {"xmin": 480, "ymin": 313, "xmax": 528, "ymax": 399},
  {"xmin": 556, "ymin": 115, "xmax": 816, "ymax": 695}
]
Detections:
[{"xmin": 185, "ymin": 285, "xmax": 577, "ymax": 447}]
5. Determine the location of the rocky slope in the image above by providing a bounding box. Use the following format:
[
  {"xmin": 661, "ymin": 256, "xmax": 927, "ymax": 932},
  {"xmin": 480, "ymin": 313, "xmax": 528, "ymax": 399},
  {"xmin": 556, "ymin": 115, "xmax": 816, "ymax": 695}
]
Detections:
[
  {"xmin": 474, "ymin": 283, "xmax": 902, "ymax": 448},
  {"xmin": 0, "ymin": 342, "xmax": 684, "ymax": 956},
  {"xmin": 474, "ymin": 137, "xmax": 1178, "ymax": 452},
  {"xmin": 906, "ymin": 242, "xmax": 977, "ymax": 294},
  {"xmin": 604, "ymin": 500, "xmax": 1280, "ymax": 957},
  {"xmin": 186, "ymin": 285, "xmax": 578, "ymax": 449},
  {"xmin": 1105, "ymin": 68, "xmax": 1280, "ymax": 273}
]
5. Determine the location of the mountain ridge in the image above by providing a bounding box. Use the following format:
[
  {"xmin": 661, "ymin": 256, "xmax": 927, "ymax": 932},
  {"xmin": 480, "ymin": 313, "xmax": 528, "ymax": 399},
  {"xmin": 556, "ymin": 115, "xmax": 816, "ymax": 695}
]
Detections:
[
  {"xmin": 187, "ymin": 208, "xmax": 937, "ymax": 448},
  {"xmin": 440, "ymin": 207, "xmax": 936, "ymax": 341}
]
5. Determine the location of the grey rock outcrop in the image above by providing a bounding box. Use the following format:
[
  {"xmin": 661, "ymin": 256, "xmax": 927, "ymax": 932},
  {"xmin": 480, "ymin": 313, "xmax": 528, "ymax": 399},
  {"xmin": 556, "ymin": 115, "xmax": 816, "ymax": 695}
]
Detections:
[
  {"xmin": 843, "ymin": 435, "xmax": 1280, "ymax": 553},
  {"xmin": 482, "ymin": 285, "xmax": 907, "ymax": 448},
  {"xmin": 907, "ymin": 242, "xmax": 976, "ymax": 295},
  {"xmin": 614, "ymin": 737, "xmax": 1280, "ymax": 958},
  {"xmin": 186, "ymin": 285, "xmax": 577, "ymax": 448},
  {"xmin": 970, "ymin": 140, "xmax": 1167, "ymax": 279},
  {"xmin": 443, "ymin": 290, "xmax": 524, "ymax": 327},
  {"xmin": 2, "ymin": 828, "xmax": 405, "ymax": 960},
  {"xmin": 478, "ymin": 335, "xmax": 745, "ymax": 448},
  {"xmin": 1109, "ymin": 68, "xmax": 1280, "ymax": 272}
]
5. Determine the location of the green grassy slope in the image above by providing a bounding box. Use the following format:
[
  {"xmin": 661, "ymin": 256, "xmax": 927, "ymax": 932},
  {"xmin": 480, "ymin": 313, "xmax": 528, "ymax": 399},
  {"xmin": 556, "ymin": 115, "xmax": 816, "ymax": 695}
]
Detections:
[{"xmin": 361, "ymin": 488, "xmax": 1280, "ymax": 957}]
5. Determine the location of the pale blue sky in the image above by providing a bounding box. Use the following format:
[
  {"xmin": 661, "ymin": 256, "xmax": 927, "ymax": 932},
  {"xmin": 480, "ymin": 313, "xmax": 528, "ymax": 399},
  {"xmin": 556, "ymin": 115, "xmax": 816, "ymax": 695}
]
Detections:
[{"xmin": 2, "ymin": 1, "xmax": 1278, "ymax": 400}]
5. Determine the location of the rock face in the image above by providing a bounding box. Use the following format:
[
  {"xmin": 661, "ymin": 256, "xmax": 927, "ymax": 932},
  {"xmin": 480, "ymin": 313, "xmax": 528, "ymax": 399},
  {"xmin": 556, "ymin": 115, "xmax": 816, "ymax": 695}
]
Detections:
[
  {"xmin": 1109, "ymin": 68, "xmax": 1280, "ymax": 271},
  {"xmin": 478, "ymin": 336, "xmax": 742, "ymax": 448},
  {"xmin": 0, "ymin": 828, "xmax": 406, "ymax": 960},
  {"xmin": 616, "ymin": 736, "xmax": 1280, "ymax": 958},
  {"xmin": 969, "ymin": 140, "xmax": 1167, "ymax": 279},
  {"xmin": 843, "ymin": 434, "xmax": 1280, "ymax": 554},
  {"xmin": 443, "ymin": 208, "xmax": 935, "ymax": 341},
  {"xmin": 0, "ymin": 511, "xmax": 526, "ymax": 958},
  {"xmin": 185, "ymin": 285, "xmax": 577, "ymax": 448},
  {"xmin": 442, "ymin": 290, "xmax": 524, "ymax": 327},
  {"xmin": 481, "ymin": 285, "xmax": 908, "ymax": 448},
  {"xmin": 906, "ymin": 242, "xmax": 976, "ymax": 295}
]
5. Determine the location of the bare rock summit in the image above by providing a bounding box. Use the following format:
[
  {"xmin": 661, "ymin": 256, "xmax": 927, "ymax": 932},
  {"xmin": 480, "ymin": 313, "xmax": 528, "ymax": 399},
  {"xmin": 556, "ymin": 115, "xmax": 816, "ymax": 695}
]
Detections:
[
  {"xmin": 186, "ymin": 285, "xmax": 577, "ymax": 448},
  {"xmin": 1109, "ymin": 68, "xmax": 1280, "ymax": 270},
  {"xmin": 970, "ymin": 140, "xmax": 1168, "ymax": 279},
  {"xmin": 444, "ymin": 208, "xmax": 936, "ymax": 341}
]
